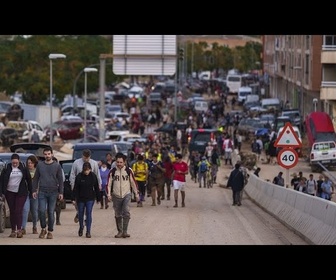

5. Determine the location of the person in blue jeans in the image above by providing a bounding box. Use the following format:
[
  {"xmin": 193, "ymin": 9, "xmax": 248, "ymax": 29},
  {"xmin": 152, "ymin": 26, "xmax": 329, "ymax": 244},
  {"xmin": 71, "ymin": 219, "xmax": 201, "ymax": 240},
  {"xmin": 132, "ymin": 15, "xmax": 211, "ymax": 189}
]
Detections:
[
  {"xmin": 21, "ymin": 155, "xmax": 39, "ymax": 235},
  {"xmin": 72, "ymin": 162, "xmax": 101, "ymax": 238},
  {"xmin": 32, "ymin": 147, "xmax": 64, "ymax": 240}
]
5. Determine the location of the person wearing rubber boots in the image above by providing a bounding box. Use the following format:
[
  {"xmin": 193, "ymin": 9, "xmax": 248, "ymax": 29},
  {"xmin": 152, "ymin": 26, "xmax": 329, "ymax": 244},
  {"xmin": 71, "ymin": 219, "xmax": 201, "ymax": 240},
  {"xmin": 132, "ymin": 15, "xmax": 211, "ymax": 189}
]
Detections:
[{"xmin": 107, "ymin": 153, "xmax": 139, "ymax": 238}]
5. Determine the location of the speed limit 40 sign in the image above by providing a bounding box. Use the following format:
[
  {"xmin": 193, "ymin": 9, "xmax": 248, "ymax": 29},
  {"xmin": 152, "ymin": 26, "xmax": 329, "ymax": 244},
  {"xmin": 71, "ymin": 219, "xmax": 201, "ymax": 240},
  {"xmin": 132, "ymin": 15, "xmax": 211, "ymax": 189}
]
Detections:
[{"xmin": 277, "ymin": 148, "xmax": 299, "ymax": 169}]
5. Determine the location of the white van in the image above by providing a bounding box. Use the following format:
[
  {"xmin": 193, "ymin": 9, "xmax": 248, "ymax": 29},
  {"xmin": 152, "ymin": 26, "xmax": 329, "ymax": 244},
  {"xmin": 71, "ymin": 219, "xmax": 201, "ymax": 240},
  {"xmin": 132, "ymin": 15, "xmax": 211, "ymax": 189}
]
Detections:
[
  {"xmin": 194, "ymin": 101, "xmax": 208, "ymax": 113},
  {"xmin": 237, "ymin": 86, "xmax": 252, "ymax": 105},
  {"xmin": 260, "ymin": 98, "xmax": 281, "ymax": 112},
  {"xmin": 226, "ymin": 74, "xmax": 242, "ymax": 94}
]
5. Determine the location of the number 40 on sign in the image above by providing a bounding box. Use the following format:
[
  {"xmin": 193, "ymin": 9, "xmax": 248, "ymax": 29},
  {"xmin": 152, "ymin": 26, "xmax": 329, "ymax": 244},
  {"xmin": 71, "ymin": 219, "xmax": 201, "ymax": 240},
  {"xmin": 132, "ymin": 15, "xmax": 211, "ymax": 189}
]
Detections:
[{"xmin": 277, "ymin": 148, "xmax": 299, "ymax": 169}]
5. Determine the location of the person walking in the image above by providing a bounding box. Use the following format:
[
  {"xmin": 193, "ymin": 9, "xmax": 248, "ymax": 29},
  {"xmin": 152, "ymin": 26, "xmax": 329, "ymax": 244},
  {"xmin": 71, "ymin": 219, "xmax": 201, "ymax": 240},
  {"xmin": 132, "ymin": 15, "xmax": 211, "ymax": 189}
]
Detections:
[
  {"xmin": 272, "ymin": 172, "xmax": 285, "ymax": 187},
  {"xmin": 0, "ymin": 153, "xmax": 33, "ymax": 238},
  {"xmin": 106, "ymin": 153, "xmax": 139, "ymax": 238},
  {"xmin": 162, "ymin": 155, "xmax": 174, "ymax": 200},
  {"xmin": 72, "ymin": 162, "xmax": 101, "ymax": 238},
  {"xmin": 197, "ymin": 156, "xmax": 211, "ymax": 188},
  {"xmin": 306, "ymin": 174, "xmax": 317, "ymax": 196},
  {"xmin": 227, "ymin": 163, "xmax": 245, "ymax": 206},
  {"xmin": 210, "ymin": 147, "xmax": 220, "ymax": 184},
  {"xmin": 99, "ymin": 160, "xmax": 110, "ymax": 209},
  {"xmin": 171, "ymin": 153, "xmax": 188, "ymax": 207},
  {"xmin": 321, "ymin": 176, "xmax": 334, "ymax": 201},
  {"xmin": 21, "ymin": 155, "xmax": 39, "ymax": 235},
  {"xmin": 316, "ymin": 174, "xmax": 324, "ymax": 198},
  {"xmin": 70, "ymin": 149, "xmax": 102, "ymax": 223},
  {"xmin": 147, "ymin": 153, "xmax": 165, "ymax": 206},
  {"xmin": 32, "ymin": 147, "xmax": 64, "ymax": 239},
  {"xmin": 132, "ymin": 154, "xmax": 148, "ymax": 207}
]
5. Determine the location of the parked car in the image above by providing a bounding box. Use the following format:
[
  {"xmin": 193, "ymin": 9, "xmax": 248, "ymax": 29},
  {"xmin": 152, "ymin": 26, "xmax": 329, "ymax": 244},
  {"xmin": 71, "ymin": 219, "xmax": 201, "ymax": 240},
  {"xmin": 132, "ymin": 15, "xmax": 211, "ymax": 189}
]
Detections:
[
  {"xmin": 281, "ymin": 108, "xmax": 303, "ymax": 130},
  {"xmin": 0, "ymin": 127, "xmax": 17, "ymax": 147},
  {"xmin": 59, "ymin": 159, "xmax": 74, "ymax": 202},
  {"xmin": 149, "ymin": 92, "xmax": 162, "ymax": 105},
  {"xmin": 72, "ymin": 142, "xmax": 118, "ymax": 161},
  {"xmin": 309, "ymin": 141, "xmax": 336, "ymax": 172},
  {"xmin": 105, "ymin": 104, "xmax": 123, "ymax": 118},
  {"xmin": 6, "ymin": 120, "xmax": 46, "ymax": 142},
  {"xmin": 237, "ymin": 117, "xmax": 260, "ymax": 139},
  {"xmin": 188, "ymin": 128, "xmax": 219, "ymax": 155},
  {"xmin": 44, "ymin": 120, "xmax": 84, "ymax": 141},
  {"xmin": 305, "ymin": 111, "xmax": 336, "ymax": 147},
  {"xmin": 116, "ymin": 133, "xmax": 147, "ymax": 143}
]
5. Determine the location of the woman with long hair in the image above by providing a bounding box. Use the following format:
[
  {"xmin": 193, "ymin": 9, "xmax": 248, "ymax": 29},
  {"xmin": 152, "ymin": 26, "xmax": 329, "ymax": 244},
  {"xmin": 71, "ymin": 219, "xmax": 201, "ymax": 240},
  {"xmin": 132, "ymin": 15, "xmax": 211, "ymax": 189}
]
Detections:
[{"xmin": 21, "ymin": 155, "xmax": 39, "ymax": 235}]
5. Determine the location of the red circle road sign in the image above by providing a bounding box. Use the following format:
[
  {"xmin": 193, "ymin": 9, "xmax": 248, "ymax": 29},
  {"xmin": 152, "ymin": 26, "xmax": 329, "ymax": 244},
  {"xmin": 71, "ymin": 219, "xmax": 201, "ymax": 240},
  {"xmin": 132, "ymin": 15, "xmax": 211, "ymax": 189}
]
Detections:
[{"xmin": 277, "ymin": 148, "xmax": 299, "ymax": 169}]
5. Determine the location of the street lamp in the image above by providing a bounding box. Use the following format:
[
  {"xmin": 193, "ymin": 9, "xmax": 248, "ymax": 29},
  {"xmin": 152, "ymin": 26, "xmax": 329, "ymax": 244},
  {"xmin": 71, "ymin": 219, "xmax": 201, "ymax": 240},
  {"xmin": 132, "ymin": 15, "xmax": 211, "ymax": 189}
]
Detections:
[
  {"xmin": 83, "ymin": 67, "xmax": 98, "ymax": 142},
  {"xmin": 313, "ymin": 98, "xmax": 318, "ymax": 112},
  {"xmin": 49, "ymin": 53, "xmax": 66, "ymax": 147}
]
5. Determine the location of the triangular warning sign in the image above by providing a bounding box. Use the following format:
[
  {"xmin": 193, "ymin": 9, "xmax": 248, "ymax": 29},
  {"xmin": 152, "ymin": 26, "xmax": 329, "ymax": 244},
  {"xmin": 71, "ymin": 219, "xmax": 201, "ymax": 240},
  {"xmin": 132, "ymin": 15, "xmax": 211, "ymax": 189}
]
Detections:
[{"xmin": 274, "ymin": 122, "xmax": 302, "ymax": 147}]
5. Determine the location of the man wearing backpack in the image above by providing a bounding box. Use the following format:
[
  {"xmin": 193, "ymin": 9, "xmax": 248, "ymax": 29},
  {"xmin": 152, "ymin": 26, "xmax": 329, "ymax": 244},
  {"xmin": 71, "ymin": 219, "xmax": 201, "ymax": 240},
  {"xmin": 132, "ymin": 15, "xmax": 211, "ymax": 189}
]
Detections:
[
  {"xmin": 147, "ymin": 153, "xmax": 165, "ymax": 206},
  {"xmin": 197, "ymin": 156, "xmax": 211, "ymax": 188},
  {"xmin": 107, "ymin": 153, "xmax": 139, "ymax": 238}
]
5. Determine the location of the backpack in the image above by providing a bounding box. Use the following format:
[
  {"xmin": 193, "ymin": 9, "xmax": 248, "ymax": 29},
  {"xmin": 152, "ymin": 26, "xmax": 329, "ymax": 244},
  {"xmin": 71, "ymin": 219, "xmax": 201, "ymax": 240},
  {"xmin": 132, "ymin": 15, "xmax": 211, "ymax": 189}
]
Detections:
[
  {"xmin": 228, "ymin": 140, "xmax": 233, "ymax": 149},
  {"xmin": 199, "ymin": 161, "xmax": 208, "ymax": 173},
  {"xmin": 252, "ymin": 142, "xmax": 260, "ymax": 153},
  {"xmin": 110, "ymin": 166, "xmax": 137, "ymax": 202}
]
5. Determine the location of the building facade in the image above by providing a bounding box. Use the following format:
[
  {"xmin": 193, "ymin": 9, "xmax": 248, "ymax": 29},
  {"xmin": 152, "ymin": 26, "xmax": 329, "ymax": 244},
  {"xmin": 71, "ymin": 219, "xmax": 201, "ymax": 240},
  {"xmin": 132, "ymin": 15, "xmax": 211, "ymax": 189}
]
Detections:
[{"xmin": 263, "ymin": 35, "xmax": 336, "ymax": 128}]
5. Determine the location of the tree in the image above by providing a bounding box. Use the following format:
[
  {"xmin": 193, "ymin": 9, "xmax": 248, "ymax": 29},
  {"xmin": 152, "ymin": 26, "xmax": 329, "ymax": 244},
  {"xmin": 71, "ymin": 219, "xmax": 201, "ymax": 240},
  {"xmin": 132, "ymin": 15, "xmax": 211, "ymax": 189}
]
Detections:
[{"xmin": 0, "ymin": 35, "xmax": 115, "ymax": 104}]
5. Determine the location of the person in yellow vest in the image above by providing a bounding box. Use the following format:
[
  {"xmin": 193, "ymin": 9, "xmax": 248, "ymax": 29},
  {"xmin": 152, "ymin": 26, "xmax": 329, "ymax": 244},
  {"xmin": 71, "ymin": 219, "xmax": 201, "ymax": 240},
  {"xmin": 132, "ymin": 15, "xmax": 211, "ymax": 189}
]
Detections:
[
  {"xmin": 168, "ymin": 146, "xmax": 176, "ymax": 163},
  {"xmin": 132, "ymin": 154, "xmax": 148, "ymax": 207}
]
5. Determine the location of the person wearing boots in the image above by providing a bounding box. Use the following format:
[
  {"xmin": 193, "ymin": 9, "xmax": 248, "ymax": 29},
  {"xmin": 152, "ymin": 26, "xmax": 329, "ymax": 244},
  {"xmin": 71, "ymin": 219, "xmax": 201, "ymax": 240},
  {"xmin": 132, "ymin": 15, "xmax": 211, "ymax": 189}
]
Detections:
[
  {"xmin": 107, "ymin": 153, "xmax": 139, "ymax": 238},
  {"xmin": 132, "ymin": 154, "xmax": 148, "ymax": 207},
  {"xmin": 147, "ymin": 153, "xmax": 165, "ymax": 206},
  {"xmin": 72, "ymin": 162, "xmax": 101, "ymax": 238},
  {"xmin": 99, "ymin": 160, "xmax": 110, "ymax": 209}
]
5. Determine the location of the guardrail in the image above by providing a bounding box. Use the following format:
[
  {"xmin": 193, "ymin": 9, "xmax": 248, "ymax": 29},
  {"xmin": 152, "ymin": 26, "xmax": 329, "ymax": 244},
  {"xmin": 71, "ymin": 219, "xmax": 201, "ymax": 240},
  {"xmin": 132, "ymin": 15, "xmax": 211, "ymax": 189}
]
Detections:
[{"xmin": 244, "ymin": 173, "xmax": 336, "ymax": 245}]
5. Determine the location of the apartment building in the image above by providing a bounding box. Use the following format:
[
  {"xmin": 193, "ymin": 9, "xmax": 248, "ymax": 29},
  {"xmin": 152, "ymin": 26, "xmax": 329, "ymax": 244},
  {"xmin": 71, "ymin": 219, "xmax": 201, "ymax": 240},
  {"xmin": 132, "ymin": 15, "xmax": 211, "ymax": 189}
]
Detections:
[{"xmin": 262, "ymin": 35, "xmax": 329, "ymax": 119}]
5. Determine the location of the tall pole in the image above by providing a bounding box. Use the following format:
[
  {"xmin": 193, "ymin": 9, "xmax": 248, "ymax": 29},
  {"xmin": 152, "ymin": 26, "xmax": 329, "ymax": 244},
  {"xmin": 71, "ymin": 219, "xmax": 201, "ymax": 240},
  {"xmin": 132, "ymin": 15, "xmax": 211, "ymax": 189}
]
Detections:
[
  {"xmin": 83, "ymin": 67, "xmax": 98, "ymax": 142},
  {"xmin": 84, "ymin": 71, "xmax": 88, "ymax": 142},
  {"xmin": 49, "ymin": 53, "xmax": 66, "ymax": 148},
  {"xmin": 99, "ymin": 59, "xmax": 106, "ymax": 142},
  {"xmin": 49, "ymin": 59, "xmax": 53, "ymax": 147},
  {"xmin": 191, "ymin": 42, "xmax": 194, "ymax": 77}
]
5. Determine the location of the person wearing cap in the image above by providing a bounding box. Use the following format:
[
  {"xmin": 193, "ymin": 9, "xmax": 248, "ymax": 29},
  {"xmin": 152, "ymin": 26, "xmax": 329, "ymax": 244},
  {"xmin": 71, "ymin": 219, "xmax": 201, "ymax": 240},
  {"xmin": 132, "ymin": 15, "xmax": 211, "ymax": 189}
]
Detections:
[
  {"xmin": 132, "ymin": 154, "xmax": 149, "ymax": 206},
  {"xmin": 73, "ymin": 162, "xmax": 101, "ymax": 238},
  {"xmin": 171, "ymin": 153, "xmax": 188, "ymax": 207},
  {"xmin": 197, "ymin": 156, "xmax": 211, "ymax": 188}
]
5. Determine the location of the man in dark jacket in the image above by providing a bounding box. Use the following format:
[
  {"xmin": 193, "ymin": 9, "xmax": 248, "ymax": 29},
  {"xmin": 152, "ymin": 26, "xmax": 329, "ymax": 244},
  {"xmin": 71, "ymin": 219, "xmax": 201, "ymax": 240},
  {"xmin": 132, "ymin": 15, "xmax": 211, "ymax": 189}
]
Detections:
[{"xmin": 227, "ymin": 163, "xmax": 245, "ymax": 206}]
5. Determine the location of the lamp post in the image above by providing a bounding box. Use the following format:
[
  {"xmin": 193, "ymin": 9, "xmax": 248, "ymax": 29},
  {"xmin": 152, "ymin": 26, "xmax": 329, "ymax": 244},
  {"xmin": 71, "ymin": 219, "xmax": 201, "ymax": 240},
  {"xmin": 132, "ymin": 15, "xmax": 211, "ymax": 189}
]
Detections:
[
  {"xmin": 49, "ymin": 53, "xmax": 66, "ymax": 147},
  {"xmin": 313, "ymin": 98, "xmax": 318, "ymax": 112},
  {"xmin": 83, "ymin": 67, "xmax": 98, "ymax": 142}
]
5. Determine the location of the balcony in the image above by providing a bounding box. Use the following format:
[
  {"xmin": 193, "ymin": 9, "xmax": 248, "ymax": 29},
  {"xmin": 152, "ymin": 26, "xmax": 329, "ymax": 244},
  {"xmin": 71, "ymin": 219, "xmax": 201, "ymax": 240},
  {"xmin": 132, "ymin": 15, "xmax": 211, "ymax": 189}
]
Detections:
[
  {"xmin": 321, "ymin": 49, "xmax": 336, "ymax": 64},
  {"xmin": 320, "ymin": 83, "xmax": 336, "ymax": 100}
]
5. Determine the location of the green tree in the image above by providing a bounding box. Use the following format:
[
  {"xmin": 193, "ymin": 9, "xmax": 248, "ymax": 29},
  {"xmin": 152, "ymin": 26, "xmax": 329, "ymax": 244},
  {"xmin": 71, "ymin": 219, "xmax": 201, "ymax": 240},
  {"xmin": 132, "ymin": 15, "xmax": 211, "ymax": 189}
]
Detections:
[{"xmin": 0, "ymin": 35, "xmax": 115, "ymax": 104}]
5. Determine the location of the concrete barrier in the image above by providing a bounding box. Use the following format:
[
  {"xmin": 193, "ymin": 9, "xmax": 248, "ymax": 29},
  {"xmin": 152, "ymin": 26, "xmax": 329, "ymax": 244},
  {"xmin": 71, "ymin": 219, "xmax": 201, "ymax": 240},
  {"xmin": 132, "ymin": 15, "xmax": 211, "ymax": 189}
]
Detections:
[{"xmin": 244, "ymin": 173, "xmax": 336, "ymax": 244}]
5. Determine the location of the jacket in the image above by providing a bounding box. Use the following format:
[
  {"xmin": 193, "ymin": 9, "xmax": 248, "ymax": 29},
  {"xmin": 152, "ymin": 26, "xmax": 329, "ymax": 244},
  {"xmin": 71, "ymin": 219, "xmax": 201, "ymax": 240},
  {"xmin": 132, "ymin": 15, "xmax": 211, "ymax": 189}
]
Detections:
[
  {"xmin": 227, "ymin": 168, "xmax": 245, "ymax": 192},
  {"xmin": 73, "ymin": 171, "xmax": 101, "ymax": 203},
  {"xmin": 106, "ymin": 166, "xmax": 139, "ymax": 199},
  {"xmin": 0, "ymin": 162, "xmax": 32, "ymax": 196}
]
